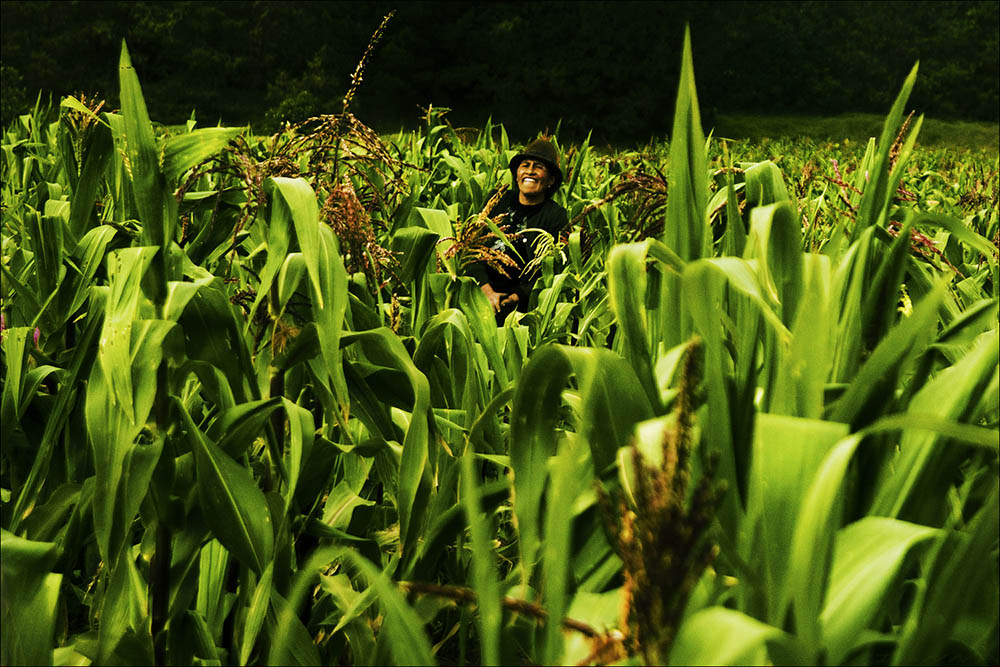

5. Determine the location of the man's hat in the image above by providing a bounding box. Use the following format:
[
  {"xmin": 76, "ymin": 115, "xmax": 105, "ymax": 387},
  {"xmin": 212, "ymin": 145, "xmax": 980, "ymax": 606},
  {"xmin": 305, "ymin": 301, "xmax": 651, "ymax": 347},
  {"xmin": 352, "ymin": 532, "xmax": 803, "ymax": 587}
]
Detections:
[{"xmin": 509, "ymin": 137, "xmax": 563, "ymax": 192}]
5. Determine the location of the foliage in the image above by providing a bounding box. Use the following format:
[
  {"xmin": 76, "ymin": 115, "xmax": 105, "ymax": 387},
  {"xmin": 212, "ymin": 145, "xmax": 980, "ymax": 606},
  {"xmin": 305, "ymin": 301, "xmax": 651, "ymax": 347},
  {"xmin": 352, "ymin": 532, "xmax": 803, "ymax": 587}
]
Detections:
[
  {"xmin": 1, "ymin": 29, "xmax": 998, "ymax": 667},
  {"xmin": 1, "ymin": 2, "xmax": 998, "ymax": 137}
]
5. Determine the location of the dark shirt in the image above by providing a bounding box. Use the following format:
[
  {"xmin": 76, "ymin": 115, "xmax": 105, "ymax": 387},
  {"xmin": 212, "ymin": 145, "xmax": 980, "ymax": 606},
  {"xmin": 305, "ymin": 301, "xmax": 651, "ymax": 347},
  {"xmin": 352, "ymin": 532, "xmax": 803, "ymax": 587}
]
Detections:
[{"xmin": 467, "ymin": 190, "xmax": 568, "ymax": 307}]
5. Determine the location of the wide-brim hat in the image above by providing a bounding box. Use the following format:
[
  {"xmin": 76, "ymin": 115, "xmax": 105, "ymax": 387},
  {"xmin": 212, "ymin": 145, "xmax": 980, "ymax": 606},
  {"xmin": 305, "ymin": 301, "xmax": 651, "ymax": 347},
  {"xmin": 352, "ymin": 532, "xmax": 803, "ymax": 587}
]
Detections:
[{"xmin": 509, "ymin": 137, "xmax": 563, "ymax": 192}]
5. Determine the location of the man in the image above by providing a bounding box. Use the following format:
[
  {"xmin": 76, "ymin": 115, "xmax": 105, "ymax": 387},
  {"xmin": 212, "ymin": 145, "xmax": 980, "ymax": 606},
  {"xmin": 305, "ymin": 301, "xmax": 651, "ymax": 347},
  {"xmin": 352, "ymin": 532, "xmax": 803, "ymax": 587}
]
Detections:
[{"xmin": 468, "ymin": 137, "xmax": 568, "ymax": 320}]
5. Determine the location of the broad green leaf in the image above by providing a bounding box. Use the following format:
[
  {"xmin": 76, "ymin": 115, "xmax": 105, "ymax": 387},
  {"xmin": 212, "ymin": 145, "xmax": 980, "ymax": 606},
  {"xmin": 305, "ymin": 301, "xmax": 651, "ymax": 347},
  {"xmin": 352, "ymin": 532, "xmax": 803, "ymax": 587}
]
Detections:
[
  {"xmin": 608, "ymin": 241, "xmax": 658, "ymax": 409},
  {"xmin": 119, "ymin": 41, "xmax": 170, "ymax": 256},
  {"xmin": 211, "ymin": 397, "xmax": 283, "ymax": 457},
  {"xmin": 742, "ymin": 160, "xmax": 791, "ymax": 209},
  {"xmin": 1, "ymin": 530, "xmax": 61, "ymax": 667},
  {"xmin": 195, "ymin": 540, "xmax": 230, "ymax": 642},
  {"xmin": 162, "ymin": 127, "xmax": 242, "ymax": 182},
  {"xmin": 670, "ymin": 607, "xmax": 784, "ymax": 666},
  {"xmin": 460, "ymin": 451, "xmax": 502, "ymax": 666},
  {"xmin": 542, "ymin": 436, "xmax": 588, "ymax": 665},
  {"xmin": 87, "ymin": 319, "xmax": 172, "ymax": 563},
  {"xmin": 785, "ymin": 433, "xmax": 865, "ymax": 651},
  {"xmin": 872, "ymin": 328, "xmax": 999, "ymax": 520},
  {"xmin": 744, "ymin": 413, "xmax": 849, "ymax": 626},
  {"xmin": 175, "ymin": 397, "xmax": 274, "ymax": 574},
  {"xmin": 342, "ymin": 328, "xmax": 431, "ymax": 563},
  {"xmin": 854, "ymin": 62, "xmax": 918, "ymax": 236},
  {"xmin": 663, "ymin": 26, "xmax": 708, "ymax": 262},
  {"xmin": 892, "ymin": 483, "xmax": 999, "ymax": 666},
  {"xmin": 821, "ymin": 517, "xmax": 937, "ymax": 664},
  {"xmin": 239, "ymin": 561, "xmax": 273, "ymax": 666},
  {"xmin": 67, "ymin": 117, "xmax": 114, "ymax": 238},
  {"xmin": 416, "ymin": 206, "xmax": 456, "ymax": 277},
  {"xmin": 280, "ymin": 397, "xmax": 314, "ymax": 512},
  {"xmin": 9, "ymin": 304, "xmax": 102, "ymax": 534},
  {"xmin": 99, "ymin": 247, "xmax": 157, "ymax": 423},
  {"xmin": 828, "ymin": 278, "xmax": 947, "ymax": 427},
  {"xmin": 312, "ymin": 225, "xmax": 350, "ymax": 428},
  {"xmin": 510, "ymin": 345, "xmax": 653, "ymax": 585},
  {"xmin": 266, "ymin": 590, "xmax": 322, "ymax": 666},
  {"xmin": 770, "ymin": 253, "xmax": 832, "ymax": 418},
  {"xmin": 267, "ymin": 177, "xmax": 324, "ymax": 309},
  {"xmin": 743, "ymin": 201, "xmax": 802, "ymax": 323},
  {"xmin": 321, "ymin": 481, "xmax": 375, "ymax": 531}
]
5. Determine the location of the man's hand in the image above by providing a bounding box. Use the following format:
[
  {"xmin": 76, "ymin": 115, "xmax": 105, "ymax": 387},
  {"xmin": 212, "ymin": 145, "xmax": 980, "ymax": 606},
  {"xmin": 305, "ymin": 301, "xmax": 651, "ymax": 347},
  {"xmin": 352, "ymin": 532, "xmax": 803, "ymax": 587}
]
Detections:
[
  {"xmin": 480, "ymin": 283, "xmax": 506, "ymax": 312},
  {"xmin": 500, "ymin": 293, "xmax": 519, "ymax": 309}
]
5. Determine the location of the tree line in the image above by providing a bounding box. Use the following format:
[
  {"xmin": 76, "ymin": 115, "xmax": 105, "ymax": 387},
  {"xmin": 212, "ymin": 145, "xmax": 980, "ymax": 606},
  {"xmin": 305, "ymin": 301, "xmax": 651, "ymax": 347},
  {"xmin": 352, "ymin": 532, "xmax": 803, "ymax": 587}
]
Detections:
[{"xmin": 2, "ymin": 1, "xmax": 997, "ymax": 143}]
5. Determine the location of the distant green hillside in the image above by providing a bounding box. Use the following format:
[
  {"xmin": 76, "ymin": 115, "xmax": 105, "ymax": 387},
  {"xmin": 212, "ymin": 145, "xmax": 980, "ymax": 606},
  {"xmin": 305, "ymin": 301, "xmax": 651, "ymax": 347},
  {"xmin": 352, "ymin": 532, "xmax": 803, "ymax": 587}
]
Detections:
[{"xmin": 714, "ymin": 113, "xmax": 999, "ymax": 153}]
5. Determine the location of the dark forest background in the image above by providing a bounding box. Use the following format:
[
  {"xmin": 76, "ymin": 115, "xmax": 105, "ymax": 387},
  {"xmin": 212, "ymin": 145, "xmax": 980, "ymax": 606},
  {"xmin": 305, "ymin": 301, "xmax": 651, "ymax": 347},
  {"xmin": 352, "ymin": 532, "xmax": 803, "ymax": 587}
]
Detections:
[{"xmin": 2, "ymin": 1, "xmax": 998, "ymax": 144}]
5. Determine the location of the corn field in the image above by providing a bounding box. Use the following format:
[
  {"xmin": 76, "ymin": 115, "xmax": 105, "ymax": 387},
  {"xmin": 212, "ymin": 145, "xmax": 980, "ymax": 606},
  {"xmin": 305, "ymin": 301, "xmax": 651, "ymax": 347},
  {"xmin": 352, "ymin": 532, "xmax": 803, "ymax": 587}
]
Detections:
[{"xmin": 1, "ymin": 32, "xmax": 998, "ymax": 666}]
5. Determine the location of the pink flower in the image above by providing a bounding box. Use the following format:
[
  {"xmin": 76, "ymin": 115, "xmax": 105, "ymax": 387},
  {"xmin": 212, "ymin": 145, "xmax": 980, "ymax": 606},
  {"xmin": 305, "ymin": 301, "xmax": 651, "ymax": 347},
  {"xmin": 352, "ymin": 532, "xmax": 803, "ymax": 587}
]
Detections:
[{"xmin": 33, "ymin": 327, "xmax": 40, "ymax": 347}]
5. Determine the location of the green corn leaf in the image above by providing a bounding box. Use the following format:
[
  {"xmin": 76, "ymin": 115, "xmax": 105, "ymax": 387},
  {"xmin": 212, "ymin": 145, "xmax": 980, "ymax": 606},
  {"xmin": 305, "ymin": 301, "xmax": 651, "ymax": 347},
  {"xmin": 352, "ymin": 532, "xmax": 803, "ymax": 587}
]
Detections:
[
  {"xmin": 275, "ymin": 252, "xmax": 306, "ymax": 316},
  {"xmin": 859, "ymin": 217, "xmax": 914, "ymax": 352},
  {"xmin": 27, "ymin": 209, "xmax": 65, "ymax": 304},
  {"xmin": 829, "ymin": 227, "xmax": 875, "ymax": 381},
  {"xmin": 99, "ymin": 247, "xmax": 157, "ymax": 424},
  {"xmin": 175, "ymin": 397, "xmax": 274, "ymax": 574},
  {"xmin": 892, "ymin": 482, "xmax": 999, "ymax": 666},
  {"xmin": 821, "ymin": 517, "xmax": 937, "ymax": 665},
  {"xmin": 853, "ymin": 62, "xmax": 918, "ymax": 236},
  {"xmin": 392, "ymin": 223, "xmax": 439, "ymax": 284},
  {"xmin": 118, "ymin": 41, "xmax": 170, "ymax": 253},
  {"xmin": 664, "ymin": 25, "xmax": 708, "ymax": 262},
  {"xmin": 162, "ymin": 127, "xmax": 242, "ymax": 183},
  {"xmin": 743, "ymin": 413, "xmax": 849, "ymax": 626},
  {"xmin": 742, "ymin": 160, "xmax": 791, "ymax": 209},
  {"xmin": 239, "ymin": 561, "xmax": 273, "ymax": 666},
  {"xmin": 280, "ymin": 397, "xmax": 314, "ymax": 513},
  {"xmin": 195, "ymin": 540, "xmax": 230, "ymax": 642},
  {"xmin": 96, "ymin": 547, "xmax": 150, "ymax": 665},
  {"xmin": 608, "ymin": 241, "xmax": 658, "ymax": 410},
  {"xmin": 785, "ymin": 433, "xmax": 865, "ymax": 653},
  {"xmin": 414, "ymin": 308, "xmax": 479, "ymax": 430},
  {"xmin": 266, "ymin": 589, "xmax": 322, "ymax": 666},
  {"xmin": 321, "ymin": 481, "xmax": 376, "ymax": 531},
  {"xmin": 59, "ymin": 95, "xmax": 110, "ymax": 127},
  {"xmin": 68, "ymin": 117, "xmax": 114, "ymax": 239},
  {"xmin": 87, "ymin": 319, "xmax": 172, "ymax": 564},
  {"xmin": 0, "ymin": 530, "xmax": 61, "ymax": 667},
  {"xmin": 416, "ymin": 206, "xmax": 456, "ymax": 277},
  {"xmin": 267, "ymin": 177, "xmax": 324, "ymax": 309},
  {"xmin": 460, "ymin": 451, "xmax": 502, "ymax": 666},
  {"xmin": 312, "ymin": 225, "xmax": 350, "ymax": 427},
  {"xmin": 458, "ymin": 280, "xmax": 510, "ymax": 389},
  {"xmin": 510, "ymin": 345, "xmax": 653, "ymax": 586},
  {"xmin": 342, "ymin": 328, "xmax": 431, "ymax": 563},
  {"xmin": 9, "ymin": 304, "xmax": 102, "ymax": 534},
  {"xmin": 67, "ymin": 225, "xmax": 117, "ymax": 315},
  {"xmin": 179, "ymin": 283, "xmax": 257, "ymax": 403},
  {"xmin": 769, "ymin": 253, "xmax": 833, "ymax": 419},
  {"xmin": 871, "ymin": 328, "xmax": 999, "ymax": 519},
  {"xmin": 542, "ymin": 435, "xmax": 587, "ymax": 666},
  {"xmin": 211, "ymin": 397, "xmax": 283, "ymax": 457},
  {"xmin": 911, "ymin": 211, "xmax": 999, "ymax": 285},
  {"xmin": 273, "ymin": 548, "xmax": 431, "ymax": 666},
  {"xmin": 670, "ymin": 607, "xmax": 785, "ymax": 666},
  {"xmin": 1, "ymin": 327, "xmax": 31, "ymax": 438},
  {"xmin": 742, "ymin": 201, "xmax": 803, "ymax": 324},
  {"xmin": 828, "ymin": 278, "xmax": 947, "ymax": 427}
]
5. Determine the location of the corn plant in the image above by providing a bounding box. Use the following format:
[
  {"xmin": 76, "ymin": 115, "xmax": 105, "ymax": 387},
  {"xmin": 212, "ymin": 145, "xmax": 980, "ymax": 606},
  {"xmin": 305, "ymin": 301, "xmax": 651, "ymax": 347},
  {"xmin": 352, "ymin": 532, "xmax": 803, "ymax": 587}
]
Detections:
[{"xmin": 2, "ymin": 25, "xmax": 997, "ymax": 667}]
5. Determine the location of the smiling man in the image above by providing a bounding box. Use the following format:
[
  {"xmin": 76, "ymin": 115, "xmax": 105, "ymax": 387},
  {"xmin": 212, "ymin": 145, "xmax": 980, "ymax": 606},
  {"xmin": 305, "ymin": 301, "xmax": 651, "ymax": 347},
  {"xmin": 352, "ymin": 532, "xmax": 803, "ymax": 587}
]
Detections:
[{"xmin": 468, "ymin": 137, "xmax": 568, "ymax": 320}]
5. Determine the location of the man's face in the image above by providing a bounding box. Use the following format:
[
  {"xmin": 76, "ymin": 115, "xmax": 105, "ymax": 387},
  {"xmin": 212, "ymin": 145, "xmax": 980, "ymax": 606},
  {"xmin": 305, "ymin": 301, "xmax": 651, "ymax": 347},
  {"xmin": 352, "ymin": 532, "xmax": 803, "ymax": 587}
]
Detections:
[{"xmin": 516, "ymin": 159, "xmax": 552, "ymax": 201}]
